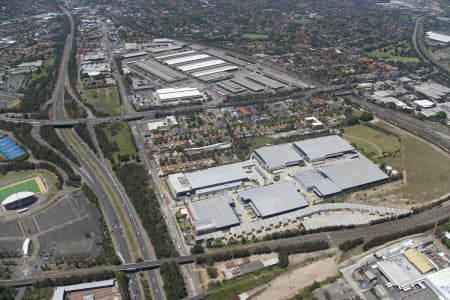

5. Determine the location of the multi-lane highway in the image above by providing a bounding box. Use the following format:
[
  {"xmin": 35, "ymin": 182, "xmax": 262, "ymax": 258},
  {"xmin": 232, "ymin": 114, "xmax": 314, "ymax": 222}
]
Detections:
[
  {"xmin": 2, "ymin": 200, "xmax": 450, "ymax": 288},
  {"xmin": 47, "ymin": 4, "xmax": 150, "ymax": 300}
]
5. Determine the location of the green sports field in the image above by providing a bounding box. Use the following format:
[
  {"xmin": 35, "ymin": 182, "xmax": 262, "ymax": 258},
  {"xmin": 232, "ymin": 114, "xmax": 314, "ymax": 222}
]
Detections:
[{"xmin": 0, "ymin": 179, "xmax": 40, "ymax": 203}]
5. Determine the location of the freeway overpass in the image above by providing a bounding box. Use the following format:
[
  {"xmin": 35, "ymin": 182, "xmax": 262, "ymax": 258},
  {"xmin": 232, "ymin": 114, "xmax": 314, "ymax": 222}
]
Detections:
[
  {"xmin": 2, "ymin": 202, "xmax": 450, "ymax": 288},
  {"xmin": 0, "ymin": 85, "xmax": 348, "ymax": 127}
]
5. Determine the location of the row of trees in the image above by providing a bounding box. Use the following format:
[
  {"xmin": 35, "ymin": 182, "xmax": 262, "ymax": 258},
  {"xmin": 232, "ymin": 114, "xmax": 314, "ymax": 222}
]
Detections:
[
  {"xmin": 160, "ymin": 262, "xmax": 187, "ymax": 299},
  {"xmin": 21, "ymin": 16, "xmax": 70, "ymax": 114},
  {"xmin": 338, "ymin": 238, "xmax": 364, "ymax": 252},
  {"xmin": 40, "ymin": 125, "xmax": 80, "ymax": 166},
  {"xmin": 278, "ymin": 241, "xmax": 330, "ymax": 268},
  {"xmin": 64, "ymin": 90, "xmax": 87, "ymax": 119},
  {"xmin": 94, "ymin": 124, "xmax": 119, "ymax": 162},
  {"xmin": 115, "ymin": 163, "xmax": 178, "ymax": 257},
  {"xmin": 81, "ymin": 184, "xmax": 121, "ymax": 266},
  {"xmin": 363, "ymin": 217, "xmax": 449, "ymax": 251},
  {"xmin": 114, "ymin": 163, "xmax": 187, "ymax": 297},
  {"xmin": 0, "ymin": 121, "xmax": 80, "ymax": 186},
  {"xmin": 74, "ymin": 124, "xmax": 97, "ymax": 154}
]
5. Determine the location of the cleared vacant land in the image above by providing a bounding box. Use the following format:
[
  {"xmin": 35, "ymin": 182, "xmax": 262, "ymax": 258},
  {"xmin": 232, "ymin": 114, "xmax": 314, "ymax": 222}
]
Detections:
[
  {"xmin": 344, "ymin": 124, "xmax": 401, "ymax": 161},
  {"xmin": 0, "ymin": 176, "xmax": 43, "ymax": 203},
  {"xmin": 347, "ymin": 121, "xmax": 450, "ymax": 207},
  {"xmin": 368, "ymin": 41, "xmax": 419, "ymax": 64},
  {"xmin": 84, "ymin": 87, "xmax": 122, "ymax": 116}
]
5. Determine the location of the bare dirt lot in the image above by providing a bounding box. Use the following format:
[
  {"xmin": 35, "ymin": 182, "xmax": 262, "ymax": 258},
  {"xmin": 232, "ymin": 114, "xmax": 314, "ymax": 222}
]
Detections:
[{"xmin": 250, "ymin": 256, "xmax": 339, "ymax": 300}]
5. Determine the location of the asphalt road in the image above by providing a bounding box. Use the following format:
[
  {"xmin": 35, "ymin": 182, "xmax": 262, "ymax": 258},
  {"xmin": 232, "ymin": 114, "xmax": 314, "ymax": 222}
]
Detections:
[
  {"xmin": 47, "ymin": 4, "xmax": 146, "ymax": 300},
  {"xmin": 2, "ymin": 201, "xmax": 449, "ymax": 288}
]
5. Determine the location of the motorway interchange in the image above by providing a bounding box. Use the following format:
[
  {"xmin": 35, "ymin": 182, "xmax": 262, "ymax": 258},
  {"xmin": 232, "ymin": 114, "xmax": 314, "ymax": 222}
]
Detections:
[{"xmin": 1, "ymin": 2, "xmax": 450, "ymax": 300}]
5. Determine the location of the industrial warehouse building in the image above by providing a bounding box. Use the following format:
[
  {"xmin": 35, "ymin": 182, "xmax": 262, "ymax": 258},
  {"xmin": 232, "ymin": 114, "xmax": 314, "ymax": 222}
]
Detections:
[
  {"xmin": 168, "ymin": 161, "xmax": 253, "ymax": 199},
  {"xmin": 253, "ymin": 143, "xmax": 304, "ymax": 172},
  {"xmin": 293, "ymin": 135, "xmax": 357, "ymax": 162},
  {"xmin": 239, "ymin": 181, "xmax": 308, "ymax": 218},
  {"xmin": 186, "ymin": 195, "xmax": 240, "ymax": 234},
  {"xmin": 426, "ymin": 268, "xmax": 450, "ymax": 300},
  {"xmin": 155, "ymin": 87, "xmax": 203, "ymax": 103},
  {"xmin": 295, "ymin": 158, "xmax": 389, "ymax": 198}
]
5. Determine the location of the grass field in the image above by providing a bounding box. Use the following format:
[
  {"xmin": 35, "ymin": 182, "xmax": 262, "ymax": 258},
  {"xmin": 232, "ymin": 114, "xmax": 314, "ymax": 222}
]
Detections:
[
  {"xmin": 31, "ymin": 58, "xmax": 54, "ymax": 81},
  {"xmin": 103, "ymin": 121, "xmax": 137, "ymax": 161},
  {"xmin": 346, "ymin": 121, "xmax": 450, "ymax": 206},
  {"xmin": 344, "ymin": 124, "xmax": 401, "ymax": 161},
  {"xmin": 207, "ymin": 266, "xmax": 283, "ymax": 300},
  {"xmin": 0, "ymin": 177, "xmax": 43, "ymax": 203},
  {"xmin": 242, "ymin": 33, "xmax": 269, "ymax": 40},
  {"xmin": 368, "ymin": 41, "xmax": 419, "ymax": 64},
  {"xmin": 378, "ymin": 122, "xmax": 450, "ymax": 201},
  {"xmin": 84, "ymin": 87, "xmax": 122, "ymax": 116}
]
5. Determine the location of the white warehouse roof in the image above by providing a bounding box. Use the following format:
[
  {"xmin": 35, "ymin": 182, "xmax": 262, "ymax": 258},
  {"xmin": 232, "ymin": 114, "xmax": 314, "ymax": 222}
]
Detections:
[
  {"xmin": 426, "ymin": 267, "xmax": 450, "ymax": 300},
  {"xmin": 178, "ymin": 59, "xmax": 226, "ymax": 72},
  {"xmin": 156, "ymin": 87, "xmax": 202, "ymax": 101},
  {"xmin": 239, "ymin": 181, "xmax": 308, "ymax": 218},
  {"xmin": 156, "ymin": 50, "xmax": 197, "ymax": 60},
  {"xmin": 164, "ymin": 54, "xmax": 210, "ymax": 66},
  {"xmin": 192, "ymin": 65, "xmax": 239, "ymax": 77},
  {"xmin": 426, "ymin": 31, "xmax": 450, "ymax": 43},
  {"xmin": 413, "ymin": 99, "xmax": 435, "ymax": 108}
]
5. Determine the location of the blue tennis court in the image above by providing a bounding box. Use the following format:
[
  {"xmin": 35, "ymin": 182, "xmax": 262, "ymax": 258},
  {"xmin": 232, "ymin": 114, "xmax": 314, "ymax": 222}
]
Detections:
[{"xmin": 0, "ymin": 136, "xmax": 26, "ymax": 160}]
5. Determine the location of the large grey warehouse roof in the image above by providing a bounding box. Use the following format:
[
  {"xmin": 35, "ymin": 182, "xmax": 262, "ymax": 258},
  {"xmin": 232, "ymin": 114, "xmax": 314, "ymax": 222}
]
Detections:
[
  {"xmin": 295, "ymin": 169, "xmax": 341, "ymax": 197},
  {"xmin": 254, "ymin": 143, "xmax": 303, "ymax": 171},
  {"xmin": 239, "ymin": 181, "xmax": 308, "ymax": 218},
  {"xmin": 321, "ymin": 157, "xmax": 388, "ymax": 190},
  {"xmin": 294, "ymin": 135, "xmax": 356, "ymax": 162},
  {"xmin": 186, "ymin": 162, "xmax": 249, "ymax": 190},
  {"xmin": 295, "ymin": 158, "xmax": 388, "ymax": 197},
  {"xmin": 187, "ymin": 195, "xmax": 240, "ymax": 232}
]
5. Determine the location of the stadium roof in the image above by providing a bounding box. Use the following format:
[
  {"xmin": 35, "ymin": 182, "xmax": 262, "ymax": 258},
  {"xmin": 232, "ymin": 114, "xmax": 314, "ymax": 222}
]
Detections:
[
  {"xmin": 187, "ymin": 195, "xmax": 240, "ymax": 232},
  {"xmin": 186, "ymin": 162, "xmax": 249, "ymax": 190},
  {"xmin": 320, "ymin": 157, "xmax": 388, "ymax": 191},
  {"xmin": 426, "ymin": 268, "xmax": 450, "ymax": 300},
  {"xmin": 254, "ymin": 143, "xmax": 303, "ymax": 171},
  {"xmin": 2, "ymin": 191, "xmax": 34, "ymax": 206},
  {"xmin": 239, "ymin": 181, "xmax": 308, "ymax": 218},
  {"xmin": 293, "ymin": 135, "xmax": 356, "ymax": 162},
  {"xmin": 403, "ymin": 249, "xmax": 435, "ymax": 274}
]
